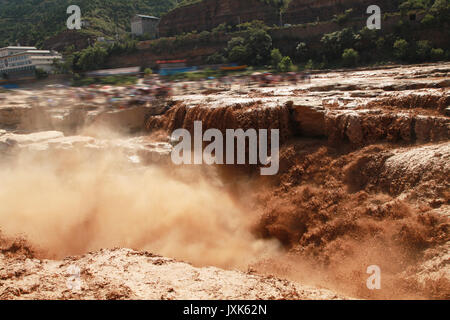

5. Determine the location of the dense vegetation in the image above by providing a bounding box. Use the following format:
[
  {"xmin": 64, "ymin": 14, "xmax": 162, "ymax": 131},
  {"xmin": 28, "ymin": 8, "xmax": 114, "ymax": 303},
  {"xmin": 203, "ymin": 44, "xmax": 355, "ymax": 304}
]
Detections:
[
  {"xmin": 205, "ymin": 0, "xmax": 450, "ymax": 70},
  {"xmin": 0, "ymin": 0, "xmax": 177, "ymax": 47},
  {"xmin": 146, "ymin": 0, "xmax": 449, "ymax": 72},
  {"xmin": 306, "ymin": 0, "xmax": 450, "ymax": 68}
]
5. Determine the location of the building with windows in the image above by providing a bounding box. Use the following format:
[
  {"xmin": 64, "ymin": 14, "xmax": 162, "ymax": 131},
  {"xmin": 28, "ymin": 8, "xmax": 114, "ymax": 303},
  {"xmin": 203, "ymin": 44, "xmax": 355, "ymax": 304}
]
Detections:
[
  {"xmin": 0, "ymin": 46, "xmax": 63, "ymax": 80},
  {"xmin": 131, "ymin": 14, "xmax": 160, "ymax": 38}
]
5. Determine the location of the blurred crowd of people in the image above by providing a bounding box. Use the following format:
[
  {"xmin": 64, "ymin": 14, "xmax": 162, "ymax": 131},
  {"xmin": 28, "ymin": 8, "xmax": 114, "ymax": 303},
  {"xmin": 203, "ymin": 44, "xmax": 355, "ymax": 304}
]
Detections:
[{"xmin": 11, "ymin": 71, "xmax": 312, "ymax": 111}]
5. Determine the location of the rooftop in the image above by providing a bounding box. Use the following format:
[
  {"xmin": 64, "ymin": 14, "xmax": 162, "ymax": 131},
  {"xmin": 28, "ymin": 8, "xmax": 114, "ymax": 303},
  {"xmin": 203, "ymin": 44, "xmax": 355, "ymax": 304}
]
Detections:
[
  {"xmin": 135, "ymin": 14, "xmax": 160, "ymax": 20},
  {"xmin": 0, "ymin": 49, "xmax": 60, "ymax": 58},
  {"xmin": 0, "ymin": 46, "xmax": 37, "ymax": 51},
  {"xmin": 23, "ymin": 50, "xmax": 52, "ymax": 54}
]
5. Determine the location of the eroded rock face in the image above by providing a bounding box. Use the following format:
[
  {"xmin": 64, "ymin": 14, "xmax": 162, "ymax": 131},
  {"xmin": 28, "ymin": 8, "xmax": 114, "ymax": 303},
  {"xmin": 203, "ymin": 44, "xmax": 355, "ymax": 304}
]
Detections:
[
  {"xmin": 147, "ymin": 101, "xmax": 449, "ymax": 149},
  {"xmin": 415, "ymin": 116, "xmax": 450, "ymax": 143},
  {"xmin": 323, "ymin": 111, "xmax": 449, "ymax": 147},
  {"xmin": 290, "ymin": 104, "xmax": 326, "ymax": 137},
  {"xmin": 147, "ymin": 102, "xmax": 293, "ymax": 145}
]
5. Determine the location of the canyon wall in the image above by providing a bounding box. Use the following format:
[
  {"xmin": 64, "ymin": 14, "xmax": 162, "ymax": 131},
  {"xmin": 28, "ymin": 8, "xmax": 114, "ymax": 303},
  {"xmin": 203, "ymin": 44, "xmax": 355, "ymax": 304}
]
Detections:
[
  {"xmin": 159, "ymin": 0, "xmax": 400, "ymax": 37},
  {"xmin": 107, "ymin": 15, "xmax": 447, "ymax": 70},
  {"xmin": 44, "ymin": 30, "xmax": 93, "ymax": 52},
  {"xmin": 284, "ymin": 0, "xmax": 400, "ymax": 25},
  {"xmin": 159, "ymin": 0, "xmax": 278, "ymax": 37}
]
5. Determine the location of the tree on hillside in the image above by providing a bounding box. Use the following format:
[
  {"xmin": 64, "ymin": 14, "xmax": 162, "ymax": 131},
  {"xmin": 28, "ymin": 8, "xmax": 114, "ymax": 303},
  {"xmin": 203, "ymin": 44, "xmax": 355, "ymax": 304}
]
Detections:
[
  {"xmin": 430, "ymin": 0, "xmax": 450, "ymax": 22},
  {"xmin": 399, "ymin": 0, "xmax": 434, "ymax": 12},
  {"xmin": 227, "ymin": 37, "xmax": 246, "ymax": 51},
  {"xmin": 278, "ymin": 56, "xmax": 293, "ymax": 72},
  {"xmin": 416, "ymin": 40, "xmax": 432, "ymax": 61},
  {"xmin": 321, "ymin": 28, "xmax": 356, "ymax": 60},
  {"xmin": 271, "ymin": 48, "xmax": 283, "ymax": 68},
  {"xmin": 72, "ymin": 45, "xmax": 108, "ymax": 71},
  {"xmin": 342, "ymin": 48, "xmax": 359, "ymax": 67},
  {"xmin": 225, "ymin": 26, "xmax": 272, "ymax": 66},
  {"xmin": 247, "ymin": 28, "xmax": 273, "ymax": 65},
  {"xmin": 393, "ymin": 39, "xmax": 410, "ymax": 60},
  {"xmin": 228, "ymin": 45, "xmax": 250, "ymax": 64},
  {"xmin": 226, "ymin": 37, "xmax": 249, "ymax": 64}
]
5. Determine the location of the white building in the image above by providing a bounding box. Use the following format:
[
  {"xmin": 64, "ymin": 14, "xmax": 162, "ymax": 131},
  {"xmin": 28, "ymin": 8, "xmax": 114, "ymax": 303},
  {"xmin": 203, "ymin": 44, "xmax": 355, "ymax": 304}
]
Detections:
[
  {"xmin": 0, "ymin": 46, "xmax": 37, "ymax": 58},
  {"xmin": 0, "ymin": 46, "xmax": 63, "ymax": 79},
  {"xmin": 131, "ymin": 14, "xmax": 160, "ymax": 38}
]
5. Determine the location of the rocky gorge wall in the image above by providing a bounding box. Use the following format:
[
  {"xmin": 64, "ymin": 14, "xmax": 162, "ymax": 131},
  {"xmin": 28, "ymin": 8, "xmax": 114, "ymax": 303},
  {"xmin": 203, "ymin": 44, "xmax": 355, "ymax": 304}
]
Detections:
[
  {"xmin": 159, "ymin": 0, "xmax": 279, "ymax": 37},
  {"xmin": 145, "ymin": 97, "xmax": 450, "ymax": 152},
  {"xmin": 108, "ymin": 12, "xmax": 447, "ymax": 70},
  {"xmin": 44, "ymin": 30, "xmax": 93, "ymax": 52},
  {"xmin": 284, "ymin": 0, "xmax": 400, "ymax": 25},
  {"xmin": 158, "ymin": 0, "xmax": 400, "ymax": 37}
]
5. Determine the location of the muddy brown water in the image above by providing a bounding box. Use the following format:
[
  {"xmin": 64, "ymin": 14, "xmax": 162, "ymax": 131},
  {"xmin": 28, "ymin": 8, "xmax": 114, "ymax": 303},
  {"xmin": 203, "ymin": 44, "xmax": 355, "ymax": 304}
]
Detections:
[{"xmin": 0, "ymin": 63, "xmax": 449, "ymax": 299}]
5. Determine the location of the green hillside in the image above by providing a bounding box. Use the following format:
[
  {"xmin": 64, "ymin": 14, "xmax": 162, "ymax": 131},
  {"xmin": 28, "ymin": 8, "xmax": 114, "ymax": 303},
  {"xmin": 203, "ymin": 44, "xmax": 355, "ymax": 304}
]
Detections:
[{"xmin": 0, "ymin": 0, "xmax": 177, "ymax": 47}]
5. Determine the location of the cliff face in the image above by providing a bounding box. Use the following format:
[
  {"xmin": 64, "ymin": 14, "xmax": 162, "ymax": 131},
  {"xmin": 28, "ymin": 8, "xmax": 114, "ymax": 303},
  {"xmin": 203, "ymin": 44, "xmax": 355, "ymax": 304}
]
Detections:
[
  {"xmin": 43, "ymin": 30, "xmax": 93, "ymax": 52},
  {"xmin": 159, "ymin": 0, "xmax": 401, "ymax": 37},
  {"xmin": 108, "ymin": 16, "xmax": 446, "ymax": 70},
  {"xmin": 284, "ymin": 0, "xmax": 400, "ymax": 25},
  {"xmin": 159, "ymin": 0, "xmax": 278, "ymax": 37}
]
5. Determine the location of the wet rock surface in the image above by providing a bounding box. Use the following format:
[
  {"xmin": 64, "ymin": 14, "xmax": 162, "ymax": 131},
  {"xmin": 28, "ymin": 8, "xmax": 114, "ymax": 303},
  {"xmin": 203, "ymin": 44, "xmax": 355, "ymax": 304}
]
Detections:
[{"xmin": 147, "ymin": 63, "xmax": 449, "ymax": 148}]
